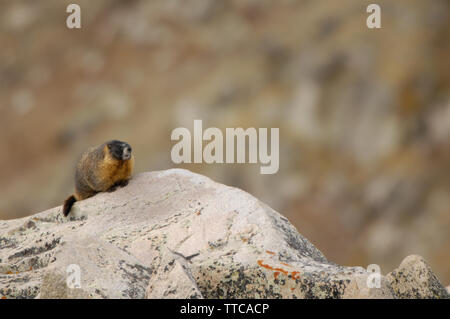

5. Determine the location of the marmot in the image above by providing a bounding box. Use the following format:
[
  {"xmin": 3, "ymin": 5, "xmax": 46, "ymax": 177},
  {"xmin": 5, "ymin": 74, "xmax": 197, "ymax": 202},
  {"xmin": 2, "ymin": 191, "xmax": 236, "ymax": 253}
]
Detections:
[{"xmin": 62, "ymin": 140, "xmax": 134, "ymax": 216}]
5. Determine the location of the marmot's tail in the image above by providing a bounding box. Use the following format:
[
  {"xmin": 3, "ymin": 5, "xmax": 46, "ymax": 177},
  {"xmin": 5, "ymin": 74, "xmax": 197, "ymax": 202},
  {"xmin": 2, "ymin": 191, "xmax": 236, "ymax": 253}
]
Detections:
[{"xmin": 63, "ymin": 195, "xmax": 77, "ymax": 216}]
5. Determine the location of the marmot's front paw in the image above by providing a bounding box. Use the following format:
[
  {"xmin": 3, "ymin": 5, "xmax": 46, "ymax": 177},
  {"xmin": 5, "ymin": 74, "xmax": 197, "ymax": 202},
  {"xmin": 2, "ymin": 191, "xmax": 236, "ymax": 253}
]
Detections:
[
  {"xmin": 117, "ymin": 179, "xmax": 129, "ymax": 187},
  {"xmin": 107, "ymin": 185, "xmax": 118, "ymax": 192},
  {"xmin": 108, "ymin": 179, "xmax": 129, "ymax": 192}
]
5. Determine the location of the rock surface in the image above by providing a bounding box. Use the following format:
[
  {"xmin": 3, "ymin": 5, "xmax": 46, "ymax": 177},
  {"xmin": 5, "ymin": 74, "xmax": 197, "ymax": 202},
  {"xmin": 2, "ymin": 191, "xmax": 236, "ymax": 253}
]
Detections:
[
  {"xmin": 386, "ymin": 255, "xmax": 449, "ymax": 299},
  {"xmin": 0, "ymin": 169, "xmax": 448, "ymax": 299}
]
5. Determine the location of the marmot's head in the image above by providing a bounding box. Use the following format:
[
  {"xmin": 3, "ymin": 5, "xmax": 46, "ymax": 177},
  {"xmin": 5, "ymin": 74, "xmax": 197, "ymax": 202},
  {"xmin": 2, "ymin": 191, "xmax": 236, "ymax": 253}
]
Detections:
[{"xmin": 106, "ymin": 140, "xmax": 132, "ymax": 161}]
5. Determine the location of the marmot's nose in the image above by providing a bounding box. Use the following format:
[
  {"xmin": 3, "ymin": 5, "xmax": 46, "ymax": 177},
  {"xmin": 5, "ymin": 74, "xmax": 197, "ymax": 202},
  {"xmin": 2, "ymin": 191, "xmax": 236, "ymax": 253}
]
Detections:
[
  {"xmin": 123, "ymin": 144, "xmax": 132, "ymax": 153},
  {"xmin": 122, "ymin": 144, "xmax": 132, "ymax": 160}
]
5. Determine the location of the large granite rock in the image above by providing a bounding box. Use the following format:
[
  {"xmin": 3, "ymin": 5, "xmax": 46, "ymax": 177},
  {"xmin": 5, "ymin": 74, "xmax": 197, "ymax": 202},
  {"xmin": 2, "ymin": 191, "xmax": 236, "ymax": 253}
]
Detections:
[{"xmin": 0, "ymin": 169, "xmax": 448, "ymax": 299}]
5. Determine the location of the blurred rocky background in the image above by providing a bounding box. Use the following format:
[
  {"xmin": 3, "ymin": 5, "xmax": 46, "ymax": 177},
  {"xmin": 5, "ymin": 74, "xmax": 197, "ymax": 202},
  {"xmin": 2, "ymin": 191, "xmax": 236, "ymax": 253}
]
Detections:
[{"xmin": 0, "ymin": 0, "xmax": 449, "ymax": 283}]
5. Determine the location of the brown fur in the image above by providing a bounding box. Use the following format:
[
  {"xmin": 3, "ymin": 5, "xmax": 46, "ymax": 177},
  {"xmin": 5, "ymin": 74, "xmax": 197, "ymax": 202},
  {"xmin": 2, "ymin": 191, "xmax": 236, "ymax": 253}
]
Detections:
[{"xmin": 63, "ymin": 142, "xmax": 134, "ymax": 216}]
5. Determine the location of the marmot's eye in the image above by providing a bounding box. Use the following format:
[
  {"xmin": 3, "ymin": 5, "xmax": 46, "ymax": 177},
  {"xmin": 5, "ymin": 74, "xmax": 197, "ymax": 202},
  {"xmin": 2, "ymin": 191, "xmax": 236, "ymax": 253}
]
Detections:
[{"xmin": 107, "ymin": 144, "xmax": 112, "ymax": 149}]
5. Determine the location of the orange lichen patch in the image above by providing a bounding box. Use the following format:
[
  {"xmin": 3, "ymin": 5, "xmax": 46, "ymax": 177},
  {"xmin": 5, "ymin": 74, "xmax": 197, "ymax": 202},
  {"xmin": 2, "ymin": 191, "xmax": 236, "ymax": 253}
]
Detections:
[
  {"xmin": 29, "ymin": 266, "xmax": 33, "ymax": 271},
  {"xmin": 291, "ymin": 271, "xmax": 300, "ymax": 280},
  {"xmin": 257, "ymin": 260, "xmax": 302, "ymax": 282},
  {"xmin": 1, "ymin": 296, "xmax": 6, "ymax": 299},
  {"xmin": 195, "ymin": 211, "xmax": 201, "ymax": 216},
  {"xmin": 257, "ymin": 260, "xmax": 289, "ymax": 276},
  {"xmin": 290, "ymin": 288, "xmax": 295, "ymax": 291},
  {"xmin": 32, "ymin": 217, "xmax": 39, "ymax": 221},
  {"xmin": 281, "ymin": 262, "xmax": 292, "ymax": 267},
  {"xmin": 241, "ymin": 238, "xmax": 248, "ymax": 243},
  {"xmin": 6, "ymin": 271, "xmax": 12, "ymax": 275},
  {"xmin": 265, "ymin": 250, "xmax": 275, "ymax": 255}
]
